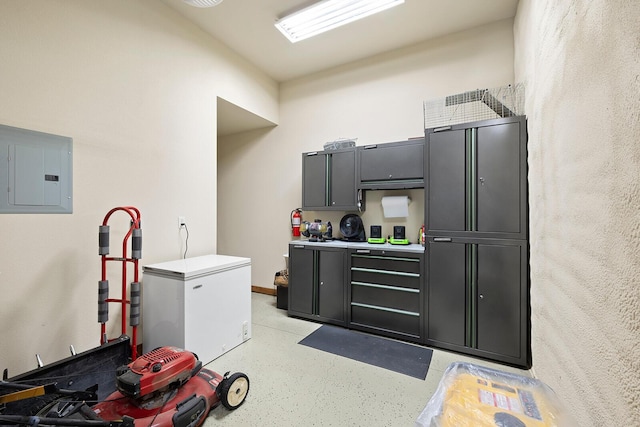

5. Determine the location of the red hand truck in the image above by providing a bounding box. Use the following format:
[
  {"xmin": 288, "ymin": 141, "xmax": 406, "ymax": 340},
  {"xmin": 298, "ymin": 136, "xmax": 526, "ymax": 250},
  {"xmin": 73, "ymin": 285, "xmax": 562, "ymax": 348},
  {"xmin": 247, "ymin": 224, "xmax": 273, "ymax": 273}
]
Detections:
[{"xmin": 98, "ymin": 206, "xmax": 141, "ymax": 360}]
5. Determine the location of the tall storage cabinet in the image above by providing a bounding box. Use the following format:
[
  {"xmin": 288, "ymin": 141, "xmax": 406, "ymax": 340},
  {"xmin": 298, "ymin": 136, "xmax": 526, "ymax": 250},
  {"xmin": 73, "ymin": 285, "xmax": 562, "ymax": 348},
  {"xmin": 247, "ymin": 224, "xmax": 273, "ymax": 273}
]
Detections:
[
  {"xmin": 142, "ymin": 255, "xmax": 252, "ymax": 365},
  {"xmin": 426, "ymin": 117, "xmax": 527, "ymax": 240},
  {"xmin": 424, "ymin": 116, "xmax": 530, "ymax": 368},
  {"xmin": 288, "ymin": 244, "xmax": 347, "ymax": 325}
]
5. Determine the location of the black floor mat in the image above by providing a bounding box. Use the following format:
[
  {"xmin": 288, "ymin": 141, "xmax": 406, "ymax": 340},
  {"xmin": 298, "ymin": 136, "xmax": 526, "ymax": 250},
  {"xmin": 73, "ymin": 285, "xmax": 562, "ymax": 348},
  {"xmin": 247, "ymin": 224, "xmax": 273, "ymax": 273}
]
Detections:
[{"xmin": 298, "ymin": 325, "xmax": 432, "ymax": 380}]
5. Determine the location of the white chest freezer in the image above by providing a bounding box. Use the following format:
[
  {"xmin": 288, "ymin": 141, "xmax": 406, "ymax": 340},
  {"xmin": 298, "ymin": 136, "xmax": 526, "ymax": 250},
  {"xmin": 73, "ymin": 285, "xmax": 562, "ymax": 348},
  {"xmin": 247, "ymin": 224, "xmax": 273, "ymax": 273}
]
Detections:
[{"xmin": 142, "ymin": 254, "xmax": 251, "ymax": 365}]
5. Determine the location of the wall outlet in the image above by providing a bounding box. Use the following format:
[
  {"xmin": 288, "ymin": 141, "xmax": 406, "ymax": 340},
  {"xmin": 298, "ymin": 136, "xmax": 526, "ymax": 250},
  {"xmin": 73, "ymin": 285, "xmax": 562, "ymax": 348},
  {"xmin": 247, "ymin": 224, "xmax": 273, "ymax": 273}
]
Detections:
[
  {"xmin": 242, "ymin": 321, "xmax": 249, "ymax": 340},
  {"xmin": 178, "ymin": 216, "xmax": 186, "ymax": 228}
]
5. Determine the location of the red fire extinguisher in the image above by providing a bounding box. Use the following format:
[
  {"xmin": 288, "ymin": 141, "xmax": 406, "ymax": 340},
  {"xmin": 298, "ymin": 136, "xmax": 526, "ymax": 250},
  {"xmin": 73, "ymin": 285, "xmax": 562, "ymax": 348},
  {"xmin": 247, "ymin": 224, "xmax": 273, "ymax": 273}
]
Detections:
[{"xmin": 291, "ymin": 208, "xmax": 302, "ymax": 237}]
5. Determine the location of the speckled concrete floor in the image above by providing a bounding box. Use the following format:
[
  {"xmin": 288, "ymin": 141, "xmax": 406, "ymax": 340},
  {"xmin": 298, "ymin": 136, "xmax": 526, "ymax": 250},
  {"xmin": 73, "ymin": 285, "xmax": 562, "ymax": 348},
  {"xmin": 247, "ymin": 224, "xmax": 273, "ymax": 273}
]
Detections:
[{"xmin": 203, "ymin": 292, "xmax": 530, "ymax": 427}]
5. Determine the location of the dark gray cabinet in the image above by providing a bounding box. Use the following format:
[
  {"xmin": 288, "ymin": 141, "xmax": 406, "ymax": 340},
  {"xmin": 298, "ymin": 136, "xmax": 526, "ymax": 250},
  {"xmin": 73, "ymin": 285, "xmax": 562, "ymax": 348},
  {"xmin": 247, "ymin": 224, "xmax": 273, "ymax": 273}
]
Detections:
[
  {"xmin": 349, "ymin": 248, "xmax": 424, "ymax": 342},
  {"xmin": 425, "ymin": 116, "xmax": 527, "ymax": 240},
  {"xmin": 425, "ymin": 237, "xmax": 529, "ymax": 367},
  {"xmin": 358, "ymin": 139, "xmax": 424, "ymax": 190},
  {"xmin": 302, "ymin": 148, "xmax": 361, "ymax": 211},
  {"xmin": 288, "ymin": 244, "xmax": 346, "ymax": 325},
  {"xmin": 424, "ymin": 115, "xmax": 530, "ymax": 368}
]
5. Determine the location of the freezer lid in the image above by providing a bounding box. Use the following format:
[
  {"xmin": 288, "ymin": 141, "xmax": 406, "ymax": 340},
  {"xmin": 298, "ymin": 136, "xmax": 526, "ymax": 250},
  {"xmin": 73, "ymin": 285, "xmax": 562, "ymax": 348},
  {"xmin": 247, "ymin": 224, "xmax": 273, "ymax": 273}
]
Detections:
[{"xmin": 143, "ymin": 254, "xmax": 251, "ymax": 279}]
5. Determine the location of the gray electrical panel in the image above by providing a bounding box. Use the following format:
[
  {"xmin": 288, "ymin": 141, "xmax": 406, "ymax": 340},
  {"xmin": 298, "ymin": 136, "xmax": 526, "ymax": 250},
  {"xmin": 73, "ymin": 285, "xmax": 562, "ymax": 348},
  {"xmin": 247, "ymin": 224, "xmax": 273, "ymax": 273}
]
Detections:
[{"xmin": 0, "ymin": 124, "xmax": 72, "ymax": 214}]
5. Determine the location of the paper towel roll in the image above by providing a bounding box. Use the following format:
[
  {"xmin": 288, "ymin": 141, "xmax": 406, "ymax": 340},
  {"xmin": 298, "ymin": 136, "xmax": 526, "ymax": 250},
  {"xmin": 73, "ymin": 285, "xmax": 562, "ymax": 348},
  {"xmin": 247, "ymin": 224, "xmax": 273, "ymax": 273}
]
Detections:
[{"xmin": 381, "ymin": 196, "xmax": 410, "ymax": 218}]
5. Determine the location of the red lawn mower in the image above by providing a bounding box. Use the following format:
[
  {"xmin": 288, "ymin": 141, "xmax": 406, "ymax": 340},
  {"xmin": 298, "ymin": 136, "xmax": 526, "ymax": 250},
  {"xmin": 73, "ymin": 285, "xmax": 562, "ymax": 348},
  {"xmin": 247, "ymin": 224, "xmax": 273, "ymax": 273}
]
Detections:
[
  {"xmin": 1, "ymin": 346, "xmax": 249, "ymax": 426},
  {"xmin": 93, "ymin": 346, "xmax": 249, "ymax": 427}
]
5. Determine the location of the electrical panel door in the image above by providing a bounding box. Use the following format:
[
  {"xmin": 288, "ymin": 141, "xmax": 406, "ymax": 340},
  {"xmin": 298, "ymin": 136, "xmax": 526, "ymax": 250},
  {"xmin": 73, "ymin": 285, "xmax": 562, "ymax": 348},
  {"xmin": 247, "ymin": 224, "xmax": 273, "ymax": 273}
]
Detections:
[{"xmin": 1, "ymin": 124, "xmax": 72, "ymax": 214}]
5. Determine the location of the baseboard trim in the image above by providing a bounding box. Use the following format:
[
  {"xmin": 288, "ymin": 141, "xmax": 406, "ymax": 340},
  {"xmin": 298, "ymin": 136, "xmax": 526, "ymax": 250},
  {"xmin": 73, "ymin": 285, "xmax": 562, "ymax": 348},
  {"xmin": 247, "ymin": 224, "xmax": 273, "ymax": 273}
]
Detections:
[{"xmin": 252, "ymin": 285, "xmax": 276, "ymax": 296}]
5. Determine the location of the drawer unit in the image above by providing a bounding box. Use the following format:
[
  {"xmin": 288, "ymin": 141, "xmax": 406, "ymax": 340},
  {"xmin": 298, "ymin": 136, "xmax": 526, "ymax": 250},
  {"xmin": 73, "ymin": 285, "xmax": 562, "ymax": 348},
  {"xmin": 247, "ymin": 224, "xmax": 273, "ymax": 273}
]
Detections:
[
  {"xmin": 350, "ymin": 254, "xmax": 422, "ymax": 274},
  {"xmin": 351, "ymin": 304, "xmax": 420, "ymax": 337},
  {"xmin": 351, "ymin": 269, "xmax": 419, "ymax": 289},
  {"xmin": 351, "ymin": 283, "xmax": 420, "ymax": 313},
  {"xmin": 348, "ymin": 249, "xmax": 424, "ymax": 342}
]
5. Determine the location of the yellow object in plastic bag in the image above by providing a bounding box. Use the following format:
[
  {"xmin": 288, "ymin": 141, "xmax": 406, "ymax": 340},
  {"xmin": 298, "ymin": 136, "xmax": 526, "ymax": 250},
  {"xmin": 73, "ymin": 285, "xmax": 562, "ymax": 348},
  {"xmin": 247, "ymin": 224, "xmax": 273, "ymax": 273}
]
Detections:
[{"xmin": 416, "ymin": 362, "xmax": 572, "ymax": 427}]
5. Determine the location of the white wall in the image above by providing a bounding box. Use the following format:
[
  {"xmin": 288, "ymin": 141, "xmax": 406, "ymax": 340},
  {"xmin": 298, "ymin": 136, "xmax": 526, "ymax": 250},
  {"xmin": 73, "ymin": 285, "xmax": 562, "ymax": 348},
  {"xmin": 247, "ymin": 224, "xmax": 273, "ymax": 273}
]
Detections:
[
  {"xmin": 515, "ymin": 1, "xmax": 640, "ymax": 425},
  {"xmin": 218, "ymin": 19, "xmax": 516, "ymax": 289},
  {"xmin": 0, "ymin": 0, "xmax": 278, "ymax": 376}
]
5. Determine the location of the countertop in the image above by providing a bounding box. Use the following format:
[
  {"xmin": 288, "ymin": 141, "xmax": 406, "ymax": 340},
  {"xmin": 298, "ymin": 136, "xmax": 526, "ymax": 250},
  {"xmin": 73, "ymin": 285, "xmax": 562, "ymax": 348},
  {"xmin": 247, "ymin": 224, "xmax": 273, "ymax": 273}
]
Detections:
[{"xmin": 289, "ymin": 239, "xmax": 425, "ymax": 253}]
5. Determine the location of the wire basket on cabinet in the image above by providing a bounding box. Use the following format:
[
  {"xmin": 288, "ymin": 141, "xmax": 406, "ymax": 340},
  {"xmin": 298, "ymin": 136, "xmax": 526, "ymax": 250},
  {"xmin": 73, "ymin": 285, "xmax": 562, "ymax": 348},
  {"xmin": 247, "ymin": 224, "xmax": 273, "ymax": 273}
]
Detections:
[{"xmin": 424, "ymin": 83, "xmax": 525, "ymax": 129}]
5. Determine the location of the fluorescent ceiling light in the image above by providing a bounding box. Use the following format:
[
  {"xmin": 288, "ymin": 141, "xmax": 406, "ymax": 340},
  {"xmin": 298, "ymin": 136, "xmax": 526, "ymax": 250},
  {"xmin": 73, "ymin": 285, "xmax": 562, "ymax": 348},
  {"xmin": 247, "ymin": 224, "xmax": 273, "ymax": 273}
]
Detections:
[
  {"xmin": 275, "ymin": 0, "xmax": 405, "ymax": 43},
  {"xmin": 182, "ymin": 0, "xmax": 223, "ymax": 7}
]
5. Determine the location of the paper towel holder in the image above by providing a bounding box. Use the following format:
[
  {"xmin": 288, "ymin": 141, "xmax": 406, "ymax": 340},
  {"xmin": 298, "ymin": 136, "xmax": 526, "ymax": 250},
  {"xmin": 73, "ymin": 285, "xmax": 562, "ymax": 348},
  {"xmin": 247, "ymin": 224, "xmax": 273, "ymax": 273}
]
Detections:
[{"xmin": 381, "ymin": 195, "xmax": 411, "ymax": 218}]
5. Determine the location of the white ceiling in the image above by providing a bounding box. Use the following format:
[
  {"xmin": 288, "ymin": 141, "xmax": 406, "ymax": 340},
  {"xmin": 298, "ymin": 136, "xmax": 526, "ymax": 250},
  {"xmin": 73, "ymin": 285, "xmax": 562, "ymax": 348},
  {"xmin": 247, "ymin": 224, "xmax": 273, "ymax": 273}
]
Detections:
[
  {"xmin": 161, "ymin": 0, "xmax": 519, "ymax": 83},
  {"xmin": 159, "ymin": 0, "xmax": 519, "ymax": 135}
]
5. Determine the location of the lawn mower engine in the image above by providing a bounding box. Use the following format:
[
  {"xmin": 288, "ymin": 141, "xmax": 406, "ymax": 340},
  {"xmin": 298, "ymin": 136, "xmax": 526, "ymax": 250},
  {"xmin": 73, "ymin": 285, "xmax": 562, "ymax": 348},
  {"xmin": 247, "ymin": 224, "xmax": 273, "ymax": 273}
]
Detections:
[
  {"xmin": 91, "ymin": 346, "xmax": 250, "ymax": 427},
  {"xmin": 115, "ymin": 346, "xmax": 201, "ymax": 403}
]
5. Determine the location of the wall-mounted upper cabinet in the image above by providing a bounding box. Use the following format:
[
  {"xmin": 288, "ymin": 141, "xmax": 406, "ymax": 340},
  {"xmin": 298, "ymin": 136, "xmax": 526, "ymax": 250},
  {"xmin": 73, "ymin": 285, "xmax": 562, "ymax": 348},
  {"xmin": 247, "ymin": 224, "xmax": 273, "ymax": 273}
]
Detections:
[
  {"xmin": 302, "ymin": 147, "xmax": 363, "ymax": 211},
  {"xmin": 358, "ymin": 138, "xmax": 424, "ymax": 190}
]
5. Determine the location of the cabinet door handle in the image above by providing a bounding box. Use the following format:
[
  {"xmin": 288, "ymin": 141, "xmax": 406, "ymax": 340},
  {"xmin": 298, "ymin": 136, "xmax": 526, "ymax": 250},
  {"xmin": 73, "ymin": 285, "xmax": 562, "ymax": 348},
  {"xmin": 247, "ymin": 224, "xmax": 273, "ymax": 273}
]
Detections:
[
  {"xmin": 433, "ymin": 126, "xmax": 452, "ymax": 132},
  {"xmin": 193, "ymin": 284, "xmax": 203, "ymax": 290},
  {"xmin": 433, "ymin": 237, "xmax": 452, "ymax": 242},
  {"xmin": 479, "ymin": 294, "xmax": 484, "ymax": 299}
]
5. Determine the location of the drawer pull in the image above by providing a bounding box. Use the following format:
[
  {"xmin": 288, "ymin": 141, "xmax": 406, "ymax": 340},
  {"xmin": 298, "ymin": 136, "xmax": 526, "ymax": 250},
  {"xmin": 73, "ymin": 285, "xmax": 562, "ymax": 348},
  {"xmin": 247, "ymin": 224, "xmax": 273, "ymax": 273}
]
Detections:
[
  {"xmin": 352, "ymin": 254, "xmax": 419, "ymax": 262},
  {"xmin": 351, "ymin": 281, "xmax": 419, "ymax": 293},
  {"xmin": 355, "ymin": 249, "xmax": 371, "ymax": 254},
  {"xmin": 433, "ymin": 237, "xmax": 452, "ymax": 242},
  {"xmin": 293, "ymin": 245, "xmax": 305, "ymax": 248},
  {"xmin": 351, "ymin": 302, "xmax": 419, "ymax": 317},
  {"xmin": 193, "ymin": 284, "xmax": 203, "ymax": 290},
  {"xmin": 351, "ymin": 267, "xmax": 419, "ymax": 278}
]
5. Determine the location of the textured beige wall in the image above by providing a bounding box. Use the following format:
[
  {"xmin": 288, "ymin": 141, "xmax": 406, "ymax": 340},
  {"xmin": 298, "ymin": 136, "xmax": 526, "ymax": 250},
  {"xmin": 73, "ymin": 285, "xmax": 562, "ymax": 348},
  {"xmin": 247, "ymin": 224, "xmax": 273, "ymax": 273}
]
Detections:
[
  {"xmin": 515, "ymin": 1, "xmax": 640, "ymax": 425},
  {"xmin": 218, "ymin": 19, "xmax": 516, "ymax": 288},
  {"xmin": 0, "ymin": 0, "xmax": 278, "ymax": 376}
]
